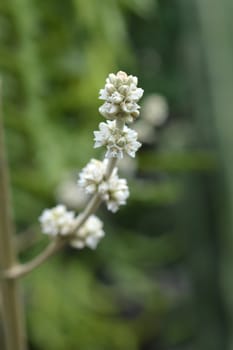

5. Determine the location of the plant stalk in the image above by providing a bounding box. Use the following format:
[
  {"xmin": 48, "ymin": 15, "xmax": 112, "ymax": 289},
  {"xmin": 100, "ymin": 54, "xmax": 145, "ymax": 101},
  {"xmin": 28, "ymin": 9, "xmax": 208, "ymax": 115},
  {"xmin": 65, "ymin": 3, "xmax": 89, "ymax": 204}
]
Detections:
[
  {"xmin": 3, "ymin": 155, "xmax": 119, "ymax": 280},
  {"xmin": 0, "ymin": 81, "xmax": 27, "ymax": 350}
]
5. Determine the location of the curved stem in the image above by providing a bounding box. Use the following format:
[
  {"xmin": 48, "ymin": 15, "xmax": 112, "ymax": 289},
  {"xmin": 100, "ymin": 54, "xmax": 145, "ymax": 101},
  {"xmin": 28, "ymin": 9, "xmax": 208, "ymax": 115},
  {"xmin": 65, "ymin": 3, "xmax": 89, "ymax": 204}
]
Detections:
[
  {"xmin": 3, "ymin": 239, "xmax": 65, "ymax": 279},
  {"xmin": 3, "ymin": 155, "xmax": 120, "ymax": 280},
  {"xmin": 73, "ymin": 193, "xmax": 101, "ymax": 230}
]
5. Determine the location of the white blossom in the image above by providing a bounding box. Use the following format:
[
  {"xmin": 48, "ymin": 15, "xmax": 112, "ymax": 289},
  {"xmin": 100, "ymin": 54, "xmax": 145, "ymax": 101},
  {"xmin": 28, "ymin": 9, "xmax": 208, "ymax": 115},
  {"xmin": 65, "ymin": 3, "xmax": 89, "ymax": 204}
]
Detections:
[
  {"xmin": 78, "ymin": 159, "xmax": 129, "ymax": 212},
  {"xmin": 101, "ymin": 175, "xmax": 129, "ymax": 213},
  {"xmin": 70, "ymin": 215, "xmax": 105, "ymax": 249},
  {"xmin": 78, "ymin": 159, "xmax": 106, "ymax": 195},
  {"xmin": 39, "ymin": 204, "xmax": 75, "ymax": 237},
  {"xmin": 38, "ymin": 70, "xmax": 144, "ymax": 254},
  {"xmin": 94, "ymin": 120, "xmax": 141, "ymax": 159},
  {"xmin": 99, "ymin": 71, "xmax": 144, "ymax": 123}
]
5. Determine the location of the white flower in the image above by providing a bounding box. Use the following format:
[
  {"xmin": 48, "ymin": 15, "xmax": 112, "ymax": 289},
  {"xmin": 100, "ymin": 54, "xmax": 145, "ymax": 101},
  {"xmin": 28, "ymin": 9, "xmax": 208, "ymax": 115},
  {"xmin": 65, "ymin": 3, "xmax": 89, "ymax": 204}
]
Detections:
[
  {"xmin": 103, "ymin": 175, "xmax": 129, "ymax": 213},
  {"xmin": 70, "ymin": 215, "xmax": 105, "ymax": 249},
  {"xmin": 141, "ymin": 94, "xmax": 168, "ymax": 126},
  {"xmin": 94, "ymin": 120, "xmax": 141, "ymax": 159},
  {"xmin": 77, "ymin": 159, "xmax": 129, "ymax": 212},
  {"xmin": 99, "ymin": 71, "xmax": 144, "ymax": 123},
  {"xmin": 39, "ymin": 204, "xmax": 75, "ymax": 237},
  {"xmin": 78, "ymin": 159, "xmax": 106, "ymax": 195}
]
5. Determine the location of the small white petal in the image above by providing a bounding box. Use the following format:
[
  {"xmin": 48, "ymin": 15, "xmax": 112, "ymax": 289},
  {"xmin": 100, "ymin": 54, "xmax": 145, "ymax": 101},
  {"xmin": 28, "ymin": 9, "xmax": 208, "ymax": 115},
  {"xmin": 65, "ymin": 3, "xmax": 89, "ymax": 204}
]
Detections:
[
  {"xmin": 71, "ymin": 215, "xmax": 105, "ymax": 250},
  {"xmin": 70, "ymin": 239, "xmax": 85, "ymax": 249},
  {"xmin": 93, "ymin": 121, "xmax": 141, "ymax": 159},
  {"xmin": 98, "ymin": 71, "xmax": 143, "ymax": 122},
  {"xmin": 39, "ymin": 205, "xmax": 75, "ymax": 237}
]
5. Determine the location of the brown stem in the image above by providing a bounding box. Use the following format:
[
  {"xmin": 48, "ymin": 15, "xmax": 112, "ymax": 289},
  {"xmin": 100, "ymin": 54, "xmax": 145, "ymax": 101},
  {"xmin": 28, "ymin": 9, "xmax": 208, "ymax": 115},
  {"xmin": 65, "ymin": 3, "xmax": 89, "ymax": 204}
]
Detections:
[
  {"xmin": 0, "ymin": 81, "xmax": 27, "ymax": 349},
  {"xmin": 3, "ymin": 156, "xmax": 119, "ymax": 280},
  {"xmin": 3, "ymin": 239, "xmax": 65, "ymax": 279}
]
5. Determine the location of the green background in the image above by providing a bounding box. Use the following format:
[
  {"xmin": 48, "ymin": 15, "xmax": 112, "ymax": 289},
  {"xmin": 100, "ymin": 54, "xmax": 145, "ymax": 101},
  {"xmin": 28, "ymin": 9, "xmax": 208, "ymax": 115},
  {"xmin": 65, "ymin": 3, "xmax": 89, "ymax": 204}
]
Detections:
[{"xmin": 1, "ymin": 0, "xmax": 232, "ymax": 349}]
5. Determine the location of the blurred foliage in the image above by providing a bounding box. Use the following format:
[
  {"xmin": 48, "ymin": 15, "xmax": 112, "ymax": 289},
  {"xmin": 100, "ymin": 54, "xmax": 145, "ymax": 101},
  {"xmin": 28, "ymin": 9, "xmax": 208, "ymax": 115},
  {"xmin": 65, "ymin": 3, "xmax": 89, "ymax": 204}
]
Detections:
[
  {"xmin": 1, "ymin": 0, "xmax": 155, "ymax": 224},
  {"xmin": 0, "ymin": 0, "xmax": 226, "ymax": 349}
]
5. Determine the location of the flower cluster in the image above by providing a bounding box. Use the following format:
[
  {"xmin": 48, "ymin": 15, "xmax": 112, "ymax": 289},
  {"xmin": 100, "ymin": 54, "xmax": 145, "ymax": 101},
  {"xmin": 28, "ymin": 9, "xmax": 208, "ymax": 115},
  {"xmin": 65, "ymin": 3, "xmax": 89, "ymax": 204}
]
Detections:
[
  {"xmin": 94, "ymin": 120, "xmax": 141, "ymax": 159},
  {"xmin": 39, "ymin": 71, "xmax": 143, "ymax": 251},
  {"xmin": 94, "ymin": 71, "xmax": 143, "ymax": 161},
  {"xmin": 100, "ymin": 174, "xmax": 129, "ymax": 213},
  {"xmin": 39, "ymin": 205, "xmax": 75, "ymax": 236},
  {"xmin": 78, "ymin": 159, "xmax": 106, "ymax": 194},
  {"xmin": 70, "ymin": 215, "xmax": 105, "ymax": 249},
  {"xmin": 39, "ymin": 205, "xmax": 105, "ymax": 250},
  {"xmin": 99, "ymin": 71, "xmax": 144, "ymax": 123},
  {"xmin": 78, "ymin": 158, "xmax": 129, "ymax": 212}
]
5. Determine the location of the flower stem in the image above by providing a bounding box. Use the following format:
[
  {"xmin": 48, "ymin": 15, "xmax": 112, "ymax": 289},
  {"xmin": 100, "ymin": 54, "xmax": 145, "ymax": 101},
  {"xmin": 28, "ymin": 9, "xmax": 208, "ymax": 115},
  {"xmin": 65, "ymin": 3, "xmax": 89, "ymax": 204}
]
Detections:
[
  {"xmin": 0, "ymin": 81, "xmax": 27, "ymax": 350},
  {"xmin": 3, "ymin": 156, "xmax": 118, "ymax": 280},
  {"xmin": 3, "ymin": 238, "xmax": 65, "ymax": 279}
]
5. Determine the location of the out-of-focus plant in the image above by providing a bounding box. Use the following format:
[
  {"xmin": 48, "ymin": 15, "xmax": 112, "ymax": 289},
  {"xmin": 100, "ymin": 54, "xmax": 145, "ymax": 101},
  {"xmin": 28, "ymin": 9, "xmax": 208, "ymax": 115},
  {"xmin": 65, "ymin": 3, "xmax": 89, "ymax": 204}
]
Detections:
[
  {"xmin": 0, "ymin": 71, "xmax": 144, "ymax": 350},
  {"xmin": 135, "ymin": 93, "xmax": 169, "ymax": 144},
  {"xmin": 0, "ymin": 1, "xmax": 221, "ymax": 349},
  {"xmin": 0, "ymin": 0, "xmax": 155, "ymax": 226}
]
